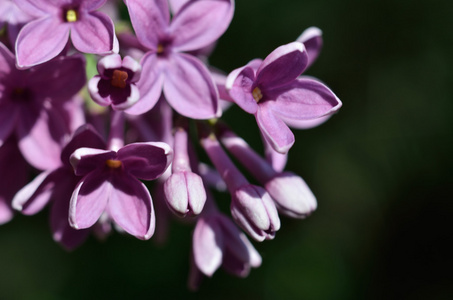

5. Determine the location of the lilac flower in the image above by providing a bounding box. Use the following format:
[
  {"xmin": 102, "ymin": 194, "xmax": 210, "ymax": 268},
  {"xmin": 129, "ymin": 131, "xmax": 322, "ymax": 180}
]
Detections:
[
  {"xmin": 220, "ymin": 129, "xmax": 317, "ymax": 218},
  {"xmin": 164, "ymin": 126, "xmax": 206, "ymax": 216},
  {"xmin": 88, "ymin": 54, "xmax": 142, "ymax": 110},
  {"xmin": 13, "ymin": 125, "xmax": 106, "ymax": 250},
  {"xmin": 0, "ymin": 42, "xmax": 86, "ymax": 170},
  {"xmin": 123, "ymin": 0, "xmax": 234, "ymax": 119},
  {"xmin": 0, "ymin": 0, "xmax": 34, "ymax": 46},
  {"xmin": 226, "ymin": 42, "xmax": 342, "ymax": 153},
  {"xmin": 201, "ymin": 132, "xmax": 280, "ymax": 241},
  {"xmin": 0, "ymin": 137, "xmax": 29, "ymax": 225},
  {"xmin": 69, "ymin": 141, "xmax": 172, "ymax": 240},
  {"xmin": 191, "ymin": 212, "xmax": 261, "ymax": 281},
  {"xmin": 14, "ymin": 0, "xmax": 118, "ymax": 68}
]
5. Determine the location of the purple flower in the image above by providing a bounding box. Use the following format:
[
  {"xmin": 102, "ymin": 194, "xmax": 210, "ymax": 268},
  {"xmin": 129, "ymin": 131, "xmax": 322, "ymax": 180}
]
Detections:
[
  {"xmin": 226, "ymin": 42, "xmax": 342, "ymax": 153},
  {"xmin": 164, "ymin": 126, "xmax": 206, "ymax": 216},
  {"xmin": 69, "ymin": 141, "xmax": 172, "ymax": 240},
  {"xmin": 201, "ymin": 132, "xmax": 280, "ymax": 241},
  {"xmin": 0, "ymin": 42, "xmax": 86, "ymax": 170},
  {"xmin": 0, "ymin": 137, "xmax": 29, "ymax": 225},
  {"xmin": 13, "ymin": 125, "xmax": 106, "ymax": 250},
  {"xmin": 14, "ymin": 0, "xmax": 118, "ymax": 68},
  {"xmin": 220, "ymin": 129, "xmax": 317, "ymax": 218},
  {"xmin": 123, "ymin": 0, "xmax": 234, "ymax": 119},
  {"xmin": 88, "ymin": 54, "xmax": 141, "ymax": 110},
  {"xmin": 191, "ymin": 213, "xmax": 261, "ymax": 279}
]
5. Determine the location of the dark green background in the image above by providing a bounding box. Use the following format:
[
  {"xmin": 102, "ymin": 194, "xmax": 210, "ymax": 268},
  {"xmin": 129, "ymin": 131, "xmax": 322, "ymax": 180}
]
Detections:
[{"xmin": 1, "ymin": 0, "xmax": 452, "ymax": 299}]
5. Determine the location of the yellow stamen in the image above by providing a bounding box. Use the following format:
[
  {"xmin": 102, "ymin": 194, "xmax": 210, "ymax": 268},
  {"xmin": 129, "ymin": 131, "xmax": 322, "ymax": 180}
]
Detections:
[
  {"xmin": 252, "ymin": 87, "xmax": 263, "ymax": 102},
  {"xmin": 106, "ymin": 159, "xmax": 122, "ymax": 169},
  {"xmin": 66, "ymin": 9, "xmax": 78, "ymax": 22},
  {"xmin": 111, "ymin": 70, "xmax": 128, "ymax": 88},
  {"xmin": 157, "ymin": 44, "xmax": 164, "ymax": 54}
]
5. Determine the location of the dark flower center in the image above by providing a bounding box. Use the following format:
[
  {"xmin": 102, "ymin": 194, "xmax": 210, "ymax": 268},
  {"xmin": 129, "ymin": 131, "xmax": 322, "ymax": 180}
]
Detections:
[
  {"xmin": 11, "ymin": 87, "xmax": 32, "ymax": 102},
  {"xmin": 111, "ymin": 70, "xmax": 128, "ymax": 89}
]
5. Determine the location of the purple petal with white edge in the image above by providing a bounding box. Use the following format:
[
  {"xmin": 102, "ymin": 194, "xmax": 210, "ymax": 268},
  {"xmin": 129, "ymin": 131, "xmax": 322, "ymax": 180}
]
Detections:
[
  {"xmin": 163, "ymin": 53, "xmax": 219, "ymax": 119},
  {"xmin": 164, "ymin": 172, "xmax": 189, "ymax": 215},
  {"xmin": 12, "ymin": 169, "xmax": 55, "ymax": 215},
  {"xmin": 256, "ymin": 42, "xmax": 308, "ymax": 89},
  {"xmin": 186, "ymin": 172, "xmax": 207, "ymax": 215},
  {"xmin": 126, "ymin": 53, "xmax": 164, "ymax": 115},
  {"xmin": 122, "ymin": 55, "xmax": 142, "ymax": 83},
  {"xmin": 108, "ymin": 174, "xmax": 154, "ymax": 240},
  {"xmin": 239, "ymin": 233, "xmax": 262, "ymax": 267},
  {"xmin": 296, "ymin": 27, "xmax": 323, "ymax": 68},
  {"xmin": 13, "ymin": 0, "xmax": 57, "ymax": 17},
  {"xmin": 193, "ymin": 217, "xmax": 224, "ymax": 276},
  {"xmin": 256, "ymin": 102, "xmax": 295, "ymax": 154},
  {"xmin": 225, "ymin": 65, "xmax": 257, "ymax": 114},
  {"xmin": 88, "ymin": 76, "xmax": 111, "ymax": 106},
  {"xmin": 268, "ymin": 77, "xmax": 342, "ymax": 121},
  {"xmin": 97, "ymin": 53, "xmax": 122, "ymax": 76},
  {"xmin": 70, "ymin": 11, "xmax": 116, "ymax": 54},
  {"xmin": 118, "ymin": 142, "xmax": 172, "ymax": 180},
  {"xmin": 170, "ymin": 0, "xmax": 234, "ymax": 52},
  {"xmin": 17, "ymin": 105, "xmax": 67, "ymax": 170},
  {"xmin": 265, "ymin": 171, "xmax": 317, "ymax": 218},
  {"xmin": 283, "ymin": 115, "xmax": 331, "ymax": 129},
  {"xmin": 0, "ymin": 139, "xmax": 29, "ymax": 224},
  {"xmin": 263, "ymin": 137, "xmax": 287, "ymax": 172},
  {"xmin": 15, "ymin": 17, "xmax": 69, "ymax": 68},
  {"xmin": 124, "ymin": 0, "xmax": 169, "ymax": 50},
  {"xmin": 69, "ymin": 170, "xmax": 110, "ymax": 229},
  {"xmin": 60, "ymin": 124, "xmax": 106, "ymax": 169},
  {"xmin": 70, "ymin": 148, "xmax": 115, "ymax": 176},
  {"xmin": 26, "ymin": 55, "xmax": 86, "ymax": 102},
  {"xmin": 111, "ymin": 83, "xmax": 140, "ymax": 111},
  {"xmin": 233, "ymin": 185, "xmax": 271, "ymax": 231}
]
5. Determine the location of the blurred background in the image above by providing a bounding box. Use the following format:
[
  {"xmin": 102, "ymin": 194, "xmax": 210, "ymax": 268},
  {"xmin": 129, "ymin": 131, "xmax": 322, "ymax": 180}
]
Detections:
[{"xmin": 1, "ymin": 0, "xmax": 452, "ymax": 299}]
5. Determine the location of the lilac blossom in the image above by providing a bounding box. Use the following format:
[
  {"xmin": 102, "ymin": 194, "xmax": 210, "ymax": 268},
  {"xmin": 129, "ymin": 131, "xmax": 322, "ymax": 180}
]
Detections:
[
  {"xmin": 220, "ymin": 129, "xmax": 316, "ymax": 218},
  {"xmin": 0, "ymin": 42, "xmax": 86, "ymax": 170},
  {"xmin": 123, "ymin": 0, "xmax": 234, "ymax": 119},
  {"xmin": 88, "ymin": 54, "xmax": 142, "ymax": 110},
  {"xmin": 13, "ymin": 125, "xmax": 107, "ymax": 250},
  {"xmin": 69, "ymin": 141, "xmax": 172, "ymax": 240},
  {"xmin": 0, "ymin": 137, "xmax": 29, "ymax": 225},
  {"xmin": 190, "ymin": 212, "xmax": 261, "ymax": 286},
  {"xmin": 201, "ymin": 131, "xmax": 280, "ymax": 241},
  {"xmin": 164, "ymin": 125, "xmax": 206, "ymax": 216},
  {"xmin": 226, "ymin": 42, "xmax": 342, "ymax": 153},
  {"xmin": 14, "ymin": 0, "xmax": 118, "ymax": 68}
]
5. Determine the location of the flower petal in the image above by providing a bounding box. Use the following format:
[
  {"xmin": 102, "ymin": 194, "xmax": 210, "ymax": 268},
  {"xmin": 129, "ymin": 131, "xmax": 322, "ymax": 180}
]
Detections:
[
  {"xmin": 15, "ymin": 16, "xmax": 69, "ymax": 68},
  {"xmin": 124, "ymin": 0, "xmax": 169, "ymax": 50},
  {"xmin": 170, "ymin": 0, "xmax": 234, "ymax": 52},
  {"xmin": 225, "ymin": 65, "xmax": 257, "ymax": 114},
  {"xmin": 0, "ymin": 102, "xmax": 18, "ymax": 148},
  {"xmin": 70, "ymin": 148, "xmax": 115, "ymax": 176},
  {"xmin": 163, "ymin": 53, "xmax": 219, "ymax": 119},
  {"xmin": 126, "ymin": 53, "xmax": 164, "ymax": 115},
  {"xmin": 96, "ymin": 53, "xmax": 122, "ymax": 76},
  {"xmin": 268, "ymin": 77, "xmax": 342, "ymax": 121},
  {"xmin": 13, "ymin": 0, "xmax": 57, "ymax": 17},
  {"xmin": 296, "ymin": 27, "xmax": 323, "ymax": 69},
  {"xmin": 256, "ymin": 42, "xmax": 308, "ymax": 89},
  {"xmin": 193, "ymin": 216, "xmax": 224, "ymax": 276},
  {"xmin": 70, "ymin": 11, "xmax": 116, "ymax": 54},
  {"xmin": 108, "ymin": 174, "xmax": 154, "ymax": 240},
  {"xmin": 69, "ymin": 170, "xmax": 110, "ymax": 229},
  {"xmin": 17, "ymin": 105, "xmax": 67, "ymax": 170},
  {"xmin": 111, "ymin": 83, "xmax": 140, "ymax": 111},
  {"xmin": 118, "ymin": 142, "xmax": 172, "ymax": 180},
  {"xmin": 256, "ymin": 102, "xmax": 295, "ymax": 154}
]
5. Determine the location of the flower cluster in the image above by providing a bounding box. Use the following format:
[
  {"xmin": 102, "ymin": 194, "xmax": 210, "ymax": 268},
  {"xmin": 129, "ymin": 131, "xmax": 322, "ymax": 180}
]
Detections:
[{"xmin": 0, "ymin": 0, "xmax": 341, "ymax": 288}]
